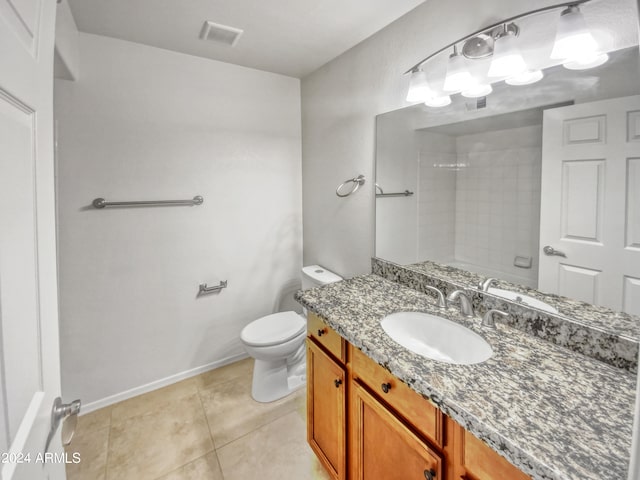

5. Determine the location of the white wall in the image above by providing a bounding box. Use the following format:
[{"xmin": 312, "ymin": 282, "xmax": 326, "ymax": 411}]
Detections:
[
  {"xmin": 55, "ymin": 33, "xmax": 302, "ymax": 407},
  {"xmin": 375, "ymin": 109, "xmax": 419, "ymax": 264},
  {"xmin": 301, "ymin": 0, "xmax": 566, "ymax": 277}
]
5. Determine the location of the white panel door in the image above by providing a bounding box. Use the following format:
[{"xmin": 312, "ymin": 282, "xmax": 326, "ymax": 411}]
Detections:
[
  {"xmin": 539, "ymin": 96, "xmax": 640, "ymax": 315},
  {"xmin": 0, "ymin": 0, "xmax": 66, "ymax": 479}
]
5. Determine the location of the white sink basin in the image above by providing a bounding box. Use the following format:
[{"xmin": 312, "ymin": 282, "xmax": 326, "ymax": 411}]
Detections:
[
  {"xmin": 487, "ymin": 287, "xmax": 558, "ymax": 314},
  {"xmin": 380, "ymin": 312, "xmax": 493, "ymax": 365}
]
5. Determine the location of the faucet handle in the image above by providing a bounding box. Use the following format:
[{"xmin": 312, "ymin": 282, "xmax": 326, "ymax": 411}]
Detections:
[
  {"xmin": 478, "ymin": 277, "xmax": 497, "ymax": 292},
  {"xmin": 482, "ymin": 309, "xmax": 509, "ymax": 329},
  {"xmin": 425, "ymin": 286, "xmax": 447, "ymax": 309}
]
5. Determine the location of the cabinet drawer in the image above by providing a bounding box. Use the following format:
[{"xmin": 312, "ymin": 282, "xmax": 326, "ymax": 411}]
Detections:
[
  {"xmin": 462, "ymin": 430, "xmax": 530, "ymax": 480},
  {"xmin": 350, "ymin": 345, "xmax": 443, "ymax": 448},
  {"xmin": 308, "ymin": 313, "xmax": 346, "ymax": 363}
]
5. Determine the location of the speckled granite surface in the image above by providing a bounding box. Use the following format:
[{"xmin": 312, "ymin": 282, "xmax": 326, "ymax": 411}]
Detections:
[
  {"xmin": 373, "ymin": 258, "xmax": 640, "ymax": 373},
  {"xmin": 296, "ymin": 274, "xmax": 637, "ymax": 480}
]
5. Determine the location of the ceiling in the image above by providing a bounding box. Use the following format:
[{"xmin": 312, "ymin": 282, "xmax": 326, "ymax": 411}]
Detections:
[{"xmin": 66, "ymin": 0, "xmax": 426, "ymax": 78}]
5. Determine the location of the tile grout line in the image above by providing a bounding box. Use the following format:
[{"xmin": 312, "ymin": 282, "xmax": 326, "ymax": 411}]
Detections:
[
  {"xmin": 213, "ymin": 449, "xmax": 225, "ymax": 480},
  {"xmin": 195, "ymin": 378, "xmax": 224, "ymax": 479},
  {"xmin": 103, "ymin": 409, "xmax": 113, "ymax": 480}
]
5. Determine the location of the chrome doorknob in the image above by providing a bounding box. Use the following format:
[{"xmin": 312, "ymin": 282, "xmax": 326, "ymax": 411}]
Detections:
[
  {"xmin": 543, "ymin": 246, "xmax": 566, "ymax": 257},
  {"xmin": 44, "ymin": 397, "xmax": 81, "ymax": 454}
]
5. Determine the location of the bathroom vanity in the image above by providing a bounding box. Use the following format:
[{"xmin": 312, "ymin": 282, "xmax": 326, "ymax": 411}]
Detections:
[
  {"xmin": 307, "ymin": 313, "xmax": 527, "ymax": 480},
  {"xmin": 297, "ymin": 270, "xmax": 637, "ymax": 480}
]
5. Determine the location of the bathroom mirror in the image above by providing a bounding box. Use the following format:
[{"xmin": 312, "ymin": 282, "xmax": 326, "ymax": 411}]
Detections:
[{"xmin": 375, "ymin": 0, "xmax": 640, "ymax": 321}]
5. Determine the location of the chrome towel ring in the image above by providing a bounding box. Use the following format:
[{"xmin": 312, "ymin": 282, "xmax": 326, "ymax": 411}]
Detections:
[{"xmin": 336, "ymin": 175, "xmax": 366, "ymax": 197}]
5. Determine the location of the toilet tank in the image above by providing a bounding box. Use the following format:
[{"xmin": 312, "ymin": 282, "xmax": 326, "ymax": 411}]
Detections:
[{"xmin": 301, "ymin": 265, "xmax": 342, "ymax": 290}]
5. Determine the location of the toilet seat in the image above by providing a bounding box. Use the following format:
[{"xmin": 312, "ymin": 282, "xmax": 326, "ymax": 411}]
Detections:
[{"xmin": 241, "ymin": 311, "xmax": 305, "ymax": 347}]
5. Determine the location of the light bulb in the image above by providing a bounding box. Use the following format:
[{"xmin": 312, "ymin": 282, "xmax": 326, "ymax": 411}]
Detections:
[
  {"xmin": 406, "ymin": 70, "xmax": 434, "ymax": 102},
  {"xmin": 505, "ymin": 69, "xmax": 544, "ymax": 86},
  {"xmin": 563, "ymin": 53, "xmax": 609, "ymax": 70},
  {"xmin": 443, "ymin": 49, "xmax": 475, "ymax": 92},
  {"xmin": 488, "ymin": 30, "xmax": 526, "ymax": 78},
  {"xmin": 550, "ymin": 5, "xmax": 598, "ymax": 62},
  {"xmin": 424, "ymin": 95, "xmax": 452, "ymax": 108},
  {"xmin": 462, "ymin": 84, "xmax": 493, "ymax": 98}
]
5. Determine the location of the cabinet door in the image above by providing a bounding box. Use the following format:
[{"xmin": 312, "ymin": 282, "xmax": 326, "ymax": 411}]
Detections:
[
  {"xmin": 460, "ymin": 429, "xmax": 530, "ymax": 480},
  {"xmin": 351, "ymin": 380, "xmax": 443, "ymax": 480},
  {"xmin": 307, "ymin": 339, "xmax": 347, "ymax": 480}
]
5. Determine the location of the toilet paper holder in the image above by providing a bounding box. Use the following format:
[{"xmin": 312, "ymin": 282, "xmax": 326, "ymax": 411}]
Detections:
[{"xmin": 199, "ymin": 280, "xmax": 228, "ymax": 294}]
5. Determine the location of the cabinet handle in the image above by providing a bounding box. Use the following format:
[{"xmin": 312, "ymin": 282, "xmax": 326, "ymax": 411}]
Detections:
[
  {"xmin": 381, "ymin": 382, "xmax": 391, "ymax": 394},
  {"xmin": 423, "ymin": 468, "xmax": 436, "ymax": 480},
  {"xmin": 317, "ymin": 328, "xmax": 326, "ymax": 337},
  {"xmin": 334, "ymin": 379, "xmax": 343, "ymax": 388}
]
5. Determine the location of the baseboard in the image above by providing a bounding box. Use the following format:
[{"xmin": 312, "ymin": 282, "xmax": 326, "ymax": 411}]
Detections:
[{"xmin": 80, "ymin": 352, "xmax": 250, "ymax": 415}]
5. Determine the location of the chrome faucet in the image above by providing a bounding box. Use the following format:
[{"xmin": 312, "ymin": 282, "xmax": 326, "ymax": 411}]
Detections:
[
  {"xmin": 446, "ymin": 290, "xmax": 474, "ymax": 317},
  {"xmin": 481, "ymin": 309, "xmax": 509, "ymax": 329},
  {"xmin": 478, "ymin": 277, "xmax": 498, "ymax": 292},
  {"xmin": 425, "ymin": 286, "xmax": 447, "ymax": 309}
]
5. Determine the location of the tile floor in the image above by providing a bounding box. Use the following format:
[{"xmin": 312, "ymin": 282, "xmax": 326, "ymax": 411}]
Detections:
[{"xmin": 65, "ymin": 358, "xmax": 331, "ymax": 480}]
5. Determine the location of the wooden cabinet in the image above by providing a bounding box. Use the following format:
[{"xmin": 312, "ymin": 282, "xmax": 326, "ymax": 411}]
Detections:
[
  {"xmin": 459, "ymin": 428, "xmax": 530, "ymax": 480},
  {"xmin": 307, "ymin": 331, "xmax": 347, "ymax": 480},
  {"xmin": 306, "ymin": 315, "xmax": 529, "ymax": 480},
  {"xmin": 350, "ymin": 345, "xmax": 443, "ymax": 448},
  {"xmin": 350, "ymin": 380, "xmax": 443, "ymax": 480}
]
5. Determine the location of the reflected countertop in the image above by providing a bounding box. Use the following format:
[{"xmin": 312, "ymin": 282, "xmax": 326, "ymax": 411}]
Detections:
[{"xmin": 295, "ymin": 274, "xmax": 636, "ymax": 480}]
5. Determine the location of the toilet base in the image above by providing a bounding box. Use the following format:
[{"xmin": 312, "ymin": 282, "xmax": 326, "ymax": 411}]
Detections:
[{"xmin": 251, "ymin": 352, "xmax": 306, "ymax": 403}]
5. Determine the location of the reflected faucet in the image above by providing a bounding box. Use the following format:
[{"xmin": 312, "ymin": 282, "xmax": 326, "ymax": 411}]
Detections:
[
  {"xmin": 478, "ymin": 277, "xmax": 498, "ymax": 292},
  {"xmin": 425, "ymin": 286, "xmax": 447, "ymax": 309},
  {"xmin": 446, "ymin": 290, "xmax": 474, "ymax": 318}
]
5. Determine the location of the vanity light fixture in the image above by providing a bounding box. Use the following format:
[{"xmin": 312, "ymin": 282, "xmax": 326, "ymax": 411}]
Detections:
[
  {"xmin": 487, "ymin": 25, "xmax": 527, "ymax": 78},
  {"xmin": 403, "ymin": 0, "xmax": 603, "ymax": 108},
  {"xmin": 505, "ymin": 69, "xmax": 544, "ymax": 85},
  {"xmin": 550, "ymin": 5, "xmax": 598, "ymax": 62},
  {"xmin": 406, "ymin": 70, "xmax": 434, "ymax": 102},
  {"xmin": 443, "ymin": 46, "xmax": 476, "ymax": 93},
  {"xmin": 406, "ymin": 70, "xmax": 452, "ymax": 106}
]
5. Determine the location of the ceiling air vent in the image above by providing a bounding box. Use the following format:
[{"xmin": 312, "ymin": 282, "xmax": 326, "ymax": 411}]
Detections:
[{"xmin": 200, "ymin": 21, "xmax": 244, "ymax": 47}]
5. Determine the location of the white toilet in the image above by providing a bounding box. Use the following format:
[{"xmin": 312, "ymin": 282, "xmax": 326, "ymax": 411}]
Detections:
[{"xmin": 240, "ymin": 265, "xmax": 342, "ymax": 403}]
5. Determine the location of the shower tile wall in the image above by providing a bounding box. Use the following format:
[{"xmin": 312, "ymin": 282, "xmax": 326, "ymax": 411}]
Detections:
[
  {"xmin": 416, "ymin": 125, "xmax": 542, "ymax": 287},
  {"xmin": 455, "ymin": 126, "xmax": 542, "ymax": 287}
]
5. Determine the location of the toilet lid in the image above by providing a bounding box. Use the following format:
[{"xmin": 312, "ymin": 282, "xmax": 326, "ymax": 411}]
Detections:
[{"xmin": 241, "ymin": 311, "xmax": 306, "ymax": 347}]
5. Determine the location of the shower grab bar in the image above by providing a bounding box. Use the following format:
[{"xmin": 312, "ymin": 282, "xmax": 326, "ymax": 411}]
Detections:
[
  {"xmin": 199, "ymin": 280, "xmax": 228, "ymax": 295},
  {"xmin": 92, "ymin": 196, "xmax": 204, "ymax": 209},
  {"xmin": 376, "ymin": 190, "xmax": 414, "ymax": 197}
]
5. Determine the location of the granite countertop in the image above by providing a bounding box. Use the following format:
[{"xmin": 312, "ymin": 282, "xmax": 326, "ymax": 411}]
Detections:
[{"xmin": 295, "ymin": 274, "xmax": 637, "ymax": 480}]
